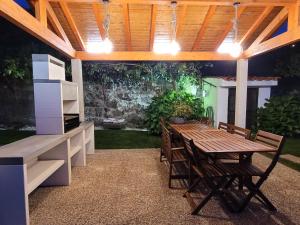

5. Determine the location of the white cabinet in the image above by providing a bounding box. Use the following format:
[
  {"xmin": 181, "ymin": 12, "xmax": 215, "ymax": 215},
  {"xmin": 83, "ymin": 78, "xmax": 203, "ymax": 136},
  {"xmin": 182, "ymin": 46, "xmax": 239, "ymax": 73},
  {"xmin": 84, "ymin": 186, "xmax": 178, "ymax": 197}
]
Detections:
[
  {"xmin": 32, "ymin": 54, "xmax": 65, "ymax": 81},
  {"xmin": 33, "ymin": 55, "xmax": 79, "ymax": 135}
]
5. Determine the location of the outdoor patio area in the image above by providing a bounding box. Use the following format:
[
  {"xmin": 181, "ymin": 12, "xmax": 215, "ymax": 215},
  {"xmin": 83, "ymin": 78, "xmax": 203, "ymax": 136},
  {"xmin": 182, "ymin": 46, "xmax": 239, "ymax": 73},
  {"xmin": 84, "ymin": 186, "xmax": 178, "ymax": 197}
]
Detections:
[
  {"xmin": 29, "ymin": 149, "xmax": 299, "ymax": 225},
  {"xmin": 1, "ymin": 0, "xmax": 300, "ymax": 224}
]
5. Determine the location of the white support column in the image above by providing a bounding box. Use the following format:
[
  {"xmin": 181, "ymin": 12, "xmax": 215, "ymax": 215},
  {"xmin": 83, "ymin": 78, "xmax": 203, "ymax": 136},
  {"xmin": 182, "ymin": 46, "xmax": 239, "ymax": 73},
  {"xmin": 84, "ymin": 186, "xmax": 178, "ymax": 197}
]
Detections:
[
  {"xmin": 71, "ymin": 59, "xmax": 85, "ymax": 122},
  {"xmin": 235, "ymin": 59, "xmax": 248, "ymax": 128},
  {"xmin": 258, "ymin": 87, "xmax": 271, "ymax": 108}
]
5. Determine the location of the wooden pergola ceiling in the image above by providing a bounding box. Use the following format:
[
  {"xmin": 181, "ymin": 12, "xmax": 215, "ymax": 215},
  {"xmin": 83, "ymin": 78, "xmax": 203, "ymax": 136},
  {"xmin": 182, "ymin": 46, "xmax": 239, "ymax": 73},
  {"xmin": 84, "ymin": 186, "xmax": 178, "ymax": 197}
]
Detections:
[{"xmin": 1, "ymin": 0, "xmax": 300, "ymax": 61}]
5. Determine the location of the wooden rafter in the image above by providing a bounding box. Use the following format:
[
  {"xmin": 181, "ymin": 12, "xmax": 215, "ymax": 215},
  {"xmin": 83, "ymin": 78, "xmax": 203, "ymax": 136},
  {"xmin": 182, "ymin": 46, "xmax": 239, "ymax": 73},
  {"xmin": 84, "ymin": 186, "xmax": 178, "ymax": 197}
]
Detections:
[
  {"xmin": 92, "ymin": 2, "xmax": 105, "ymax": 40},
  {"xmin": 192, "ymin": 5, "xmax": 216, "ymax": 51},
  {"xmin": 0, "ymin": 0, "xmax": 75, "ymax": 57},
  {"xmin": 76, "ymin": 51, "xmax": 235, "ymax": 61},
  {"xmin": 149, "ymin": 4, "xmax": 157, "ymax": 50},
  {"xmin": 248, "ymin": 7, "xmax": 288, "ymax": 49},
  {"xmin": 34, "ymin": 0, "xmax": 47, "ymax": 26},
  {"xmin": 176, "ymin": 5, "xmax": 187, "ymax": 38},
  {"xmin": 243, "ymin": 27, "xmax": 300, "ymax": 57},
  {"xmin": 214, "ymin": 6, "xmax": 246, "ymax": 50},
  {"xmin": 122, "ymin": 3, "xmax": 132, "ymax": 51},
  {"xmin": 239, "ymin": 6, "xmax": 273, "ymax": 45},
  {"xmin": 288, "ymin": 1, "xmax": 300, "ymax": 31},
  {"xmin": 48, "ymin": 0, "xmax": 297, "ymax": 7},
  {"xmin": 59, "ymin": 0, "xmax": 86, "ymax": 51},
  {"xmin": 46, "ymin": 1, "xmax": 72, "ymax": 47}
]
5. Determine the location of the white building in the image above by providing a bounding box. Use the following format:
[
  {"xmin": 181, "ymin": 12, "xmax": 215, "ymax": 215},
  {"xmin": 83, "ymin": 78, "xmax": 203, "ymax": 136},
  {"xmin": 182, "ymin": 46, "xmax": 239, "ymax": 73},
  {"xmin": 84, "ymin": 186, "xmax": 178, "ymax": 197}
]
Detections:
[{"xmin": 203, "ymin": 76, "xmax": 278, "ymax": 128}]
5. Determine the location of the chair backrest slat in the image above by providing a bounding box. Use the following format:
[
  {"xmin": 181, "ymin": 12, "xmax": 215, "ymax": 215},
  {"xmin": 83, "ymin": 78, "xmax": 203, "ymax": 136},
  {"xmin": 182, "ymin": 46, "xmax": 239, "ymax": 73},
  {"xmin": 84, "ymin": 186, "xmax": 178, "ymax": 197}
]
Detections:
[
  {"xmin": 231, "ymin": 125, "xmax": 251, "ymax": 139},
  {"xmin": 181, "ymin": 134, "xmax": 207, "ymax": 168},
  {"xmin": 254, "ymin": 130, "xmax": 285, "ymax": 177},
  {"xmin": 218, "ymin": 122, "xmax": 231, "ymax": 132}
]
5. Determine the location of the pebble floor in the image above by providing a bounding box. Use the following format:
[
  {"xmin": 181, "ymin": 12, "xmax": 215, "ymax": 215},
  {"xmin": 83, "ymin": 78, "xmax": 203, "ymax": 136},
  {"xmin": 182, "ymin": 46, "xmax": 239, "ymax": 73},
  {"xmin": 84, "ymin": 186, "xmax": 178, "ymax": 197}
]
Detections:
[{"xmin": 30, "ymin": 149, "xmax": 300, "ymax": 225}]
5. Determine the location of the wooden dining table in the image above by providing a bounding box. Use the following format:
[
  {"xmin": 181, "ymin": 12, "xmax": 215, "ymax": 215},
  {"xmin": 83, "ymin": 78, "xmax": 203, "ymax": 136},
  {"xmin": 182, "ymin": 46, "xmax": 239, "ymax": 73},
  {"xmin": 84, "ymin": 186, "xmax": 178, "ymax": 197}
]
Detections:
[
  {"xmin": 169, "ymin": 122, "xmax": 276, "ymax": 154},
  {"xmin": 169, "ymin": 122, "xmax": 278, "ymax": 213}
]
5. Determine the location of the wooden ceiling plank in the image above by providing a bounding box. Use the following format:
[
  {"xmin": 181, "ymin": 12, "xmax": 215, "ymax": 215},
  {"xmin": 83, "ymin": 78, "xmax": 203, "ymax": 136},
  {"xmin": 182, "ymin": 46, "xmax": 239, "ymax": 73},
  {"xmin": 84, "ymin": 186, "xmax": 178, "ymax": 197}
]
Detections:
[
  {"xmin": 46, "ymin": 1, "xmax": 72, "ymax": 48},
  {"xmin": 59, "ymin": 0, "xmax": 86, "ymax": 51},
  {"xmin": 0, "ymin": 0, "xmax": 75, "ymax": 57},
  {"xmin": 34, "ymin": 0, "xmax": 47, "ymax": 26},
  {"xmin": 192, "ymin": 5, "xmax": 216, "ymax": 51},
  {"xmin": 214, "ymin": 6, "xmax": 246, "ymax": 51},
  {"xmin": 47, "ymin": 0, "xmax": 297, "ymax": 7},
  {"xmin": 123, "ymin": 3, "xmax": 132, "ymax": 51},
  {"xmin": 76, "ymin": 51, "xmax": 235, "ymax": 61},
  {"xmin": 92, "ymin": 2, "xmax": 105, "ymax": 40},
  {"xmin": 239, "ymin": 6, "xmax": 273, "ymax": 45},
  {"xmin": 149, "ymin": 4, "xmax": 157, "ymax": 50},
  {"xmin": 248, "ymin": 7, "xmax": 288, "ymax": 49},
  {"xmin": 176, "ymin": 5, "xmax": 187, "ymax": 39}
]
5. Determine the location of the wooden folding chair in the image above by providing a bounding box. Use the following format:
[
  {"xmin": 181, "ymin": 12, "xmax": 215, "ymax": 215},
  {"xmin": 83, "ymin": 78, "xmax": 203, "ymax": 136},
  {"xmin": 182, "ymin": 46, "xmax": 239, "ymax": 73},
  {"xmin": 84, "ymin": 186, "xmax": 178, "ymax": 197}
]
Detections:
[
  {"xmin": 161, "ymin": 125, "xmax": 188, "ymax": 188},
  {"xmin": 181, "ymin": 135, "xmax": 236, "ymax": 215},
  {"xmin": 221, "ymin": 130, "xmax": 285, "ymax": 212}
]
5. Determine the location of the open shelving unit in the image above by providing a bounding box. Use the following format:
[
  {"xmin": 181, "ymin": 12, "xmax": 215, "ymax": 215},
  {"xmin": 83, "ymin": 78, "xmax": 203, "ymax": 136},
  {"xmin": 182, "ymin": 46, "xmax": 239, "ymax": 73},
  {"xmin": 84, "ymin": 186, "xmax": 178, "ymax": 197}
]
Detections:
[
  {"xmin": 27, "ymin": 160, "xmax": 65, "ymax": 194},
  {"xmin": 0, "ymin": 55, "xmax": 95, "ymax": 225}
]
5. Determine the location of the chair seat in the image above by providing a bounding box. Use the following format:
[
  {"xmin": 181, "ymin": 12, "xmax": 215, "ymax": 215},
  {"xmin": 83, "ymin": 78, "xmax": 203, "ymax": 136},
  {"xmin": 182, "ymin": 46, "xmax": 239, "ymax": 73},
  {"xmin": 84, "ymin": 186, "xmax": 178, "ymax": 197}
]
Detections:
[
  {"xmin": 218, "ymin": 163, "xmax": 264, "ymax": 176},
  {"xmin": 192, "ymin": 162, "xmax": 264, "ymax": 177},
  {"xmin": 191, "ymin": 162, "xmax": 229, "ymax": 177}
]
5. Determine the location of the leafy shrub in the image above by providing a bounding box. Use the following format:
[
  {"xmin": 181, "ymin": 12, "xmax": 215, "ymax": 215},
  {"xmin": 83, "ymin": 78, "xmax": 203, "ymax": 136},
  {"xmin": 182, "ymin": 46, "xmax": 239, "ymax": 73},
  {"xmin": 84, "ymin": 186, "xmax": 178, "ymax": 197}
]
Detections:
[
  {"xmin": 256, "ymin": 95, "xmax": 300, "ymax": 137},
  {"xmin": 172, "ymin": 102, "xmax": 193, "ymax": 118},
  {"xmin": 145, "ymin": 90, "xmax": 204, "ymax": 134}
]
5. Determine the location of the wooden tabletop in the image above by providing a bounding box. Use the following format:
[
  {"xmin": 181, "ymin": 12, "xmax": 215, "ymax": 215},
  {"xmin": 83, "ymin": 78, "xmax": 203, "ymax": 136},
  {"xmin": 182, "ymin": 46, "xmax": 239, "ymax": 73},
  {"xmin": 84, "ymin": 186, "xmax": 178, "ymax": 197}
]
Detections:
[
  {"xmin": 183, "ymin": 130, "xmax": 276, "ymax": 154},
  {"xmin": 170, "ymin": 123, "xmax": 276, "ymax": 154},
  {"xmin": 169, "ymin": 122, "xmax": 212, "ymax": 133}
]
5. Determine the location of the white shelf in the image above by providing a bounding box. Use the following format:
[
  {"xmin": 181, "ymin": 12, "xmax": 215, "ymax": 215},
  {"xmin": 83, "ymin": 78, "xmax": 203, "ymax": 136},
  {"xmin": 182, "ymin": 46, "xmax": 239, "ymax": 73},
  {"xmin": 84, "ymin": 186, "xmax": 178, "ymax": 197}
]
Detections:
[
  {"xmin": 27, "ymin": 160, "xmax": 64, "ymax": 194},
  {"xmin": 70, "ymin": 145, "xmax": 82, "ymax": 157}
]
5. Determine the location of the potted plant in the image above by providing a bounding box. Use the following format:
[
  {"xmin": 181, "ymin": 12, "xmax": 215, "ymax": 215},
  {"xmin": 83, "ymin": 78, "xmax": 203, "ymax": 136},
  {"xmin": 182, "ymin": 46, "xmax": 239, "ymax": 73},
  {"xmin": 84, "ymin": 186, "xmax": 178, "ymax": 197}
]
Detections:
[{"xmin": 170, "ymin": 102, "xmax": 193, "ymax": 124}]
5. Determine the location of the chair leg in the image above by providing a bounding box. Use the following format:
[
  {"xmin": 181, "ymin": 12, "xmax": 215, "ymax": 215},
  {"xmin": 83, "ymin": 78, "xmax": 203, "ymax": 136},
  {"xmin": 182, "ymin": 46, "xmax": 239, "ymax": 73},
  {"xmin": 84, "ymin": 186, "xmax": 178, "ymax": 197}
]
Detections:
[
  {"xmin": 168, "ymin": 163, "xmax": 173, "ymax": 188},
  {"xmin": 238, "ymin": 177, "xmax": 271, "ymax": 212},
  {"xmin": 191, "ymin": 177, "xmax": 228, "ymax": 215},
  {"xmin": 183, "ymin": 176, "xmax": 201, "ymax": 197},
  {"xmin": 244, "ymin": 180, "xmax": 276, "ymax": 211}
]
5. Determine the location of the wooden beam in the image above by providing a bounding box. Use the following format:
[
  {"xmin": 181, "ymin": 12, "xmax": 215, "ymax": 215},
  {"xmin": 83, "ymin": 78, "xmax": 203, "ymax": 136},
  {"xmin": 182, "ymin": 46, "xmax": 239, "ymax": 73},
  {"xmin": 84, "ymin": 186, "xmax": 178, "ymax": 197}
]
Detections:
[
  {"xmin": 288, "ymin": 2, "xmax": 300, "ymax": 31},
  {"xmin": 92, "ymin": 2, "xmax": 105, "ymax": 40},
  {"xmin": 59, "ymin": 0, "xmax": 86, "ymax": 50},
  {"xmin": 248, "ymin": 7, "xmax": 288, "ymax": 49},
  {"xmin": 122, "ymin": 3, "xmax": 132, "ymax": 51},
  {"xmin": 149, "ymin": 4, "xmax": 157, "ymax": 50},
  {"xmin": 192, "ymin": 5, "xmax": 216, "ymax": 51},
  {"xmin": 75, "ymin": 51, "xmax": 235, "ymax": 61},
  {"xmin": 48, "ymin": 0, "xmax": 297, "ymax": 7},
  {"xmin": 243, "ymin": 27, "xmax": 300, "ymax": 57},
  {"xmin": 239, "ymin": 6, "xmax": 273, "ymax": 45},
  {"xmin": 214, "ymin": 6, "xmax": 246, "ymax": 50},
  {"xmin": 0, "ymin": 0, "xmax": 75, "ymax": 57},
  {"xmin": 34, "ymin": 0, "xmax": 47, "ymax": 26},
  {"xmin": 46, "ymin": 1, "xmax": 72, "ymax": 47},
  {"xmin": 176, "ymin": 5, "xmax": 187, "ymax": 38}
]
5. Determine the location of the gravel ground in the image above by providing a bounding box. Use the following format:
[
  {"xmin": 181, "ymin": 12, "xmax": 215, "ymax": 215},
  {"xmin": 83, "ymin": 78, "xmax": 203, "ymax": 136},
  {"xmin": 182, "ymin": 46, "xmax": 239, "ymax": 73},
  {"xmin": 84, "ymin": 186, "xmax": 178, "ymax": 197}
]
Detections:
[{"xmin": 30, "ymin": 149, "xmax": 300, "ymax": 225}]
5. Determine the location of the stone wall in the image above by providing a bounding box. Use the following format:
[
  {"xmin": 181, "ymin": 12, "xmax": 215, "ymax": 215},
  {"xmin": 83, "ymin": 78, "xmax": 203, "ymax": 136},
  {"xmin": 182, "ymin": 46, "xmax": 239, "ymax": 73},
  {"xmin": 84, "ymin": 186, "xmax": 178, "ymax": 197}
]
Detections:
[
  {"xmin": 0, "ymin": 79, "xmax": 163, "ymax": 129},
  {"xmin": 84, "ymin": 81, "xmax": 161, "ymax": 128}
]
